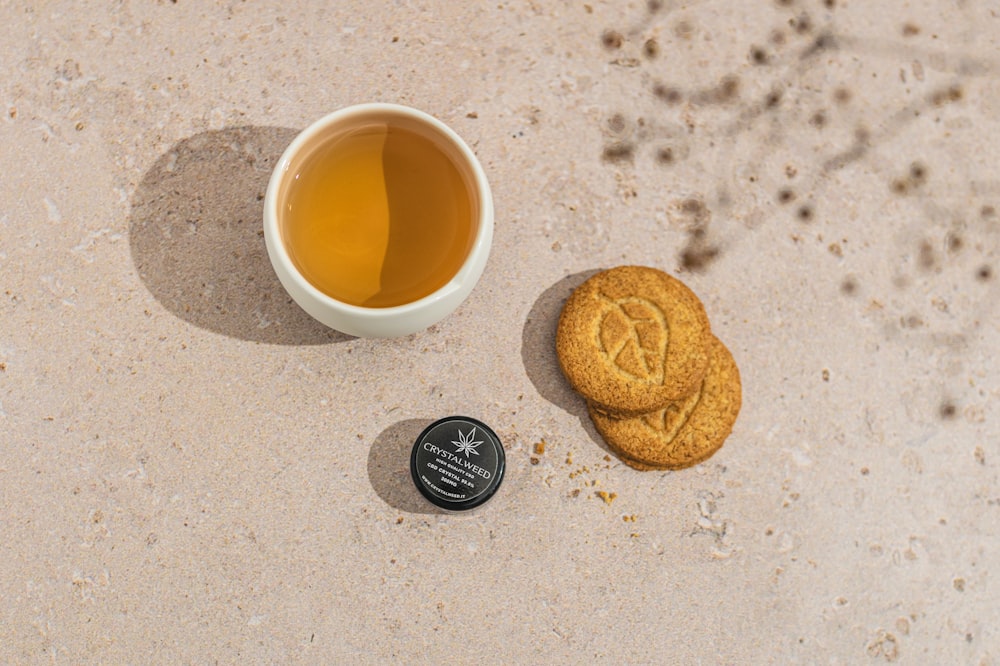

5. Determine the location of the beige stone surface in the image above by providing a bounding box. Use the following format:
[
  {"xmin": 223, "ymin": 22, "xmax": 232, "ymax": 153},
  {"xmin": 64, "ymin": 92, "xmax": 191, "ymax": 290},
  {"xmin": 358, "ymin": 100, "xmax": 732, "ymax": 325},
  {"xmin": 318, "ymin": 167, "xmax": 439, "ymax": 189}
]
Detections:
[{"xmin": 1, "ymin": 0, "xmax": 998, "ymax": 662}]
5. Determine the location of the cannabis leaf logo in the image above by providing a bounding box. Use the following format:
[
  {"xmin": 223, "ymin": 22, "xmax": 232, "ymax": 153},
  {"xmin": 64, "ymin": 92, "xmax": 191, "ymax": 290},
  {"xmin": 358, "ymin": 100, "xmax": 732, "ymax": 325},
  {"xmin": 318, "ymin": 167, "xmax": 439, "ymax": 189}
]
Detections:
[{"xmin": 452, "ymin": 427, "xmax": 483, "ymax": 457}]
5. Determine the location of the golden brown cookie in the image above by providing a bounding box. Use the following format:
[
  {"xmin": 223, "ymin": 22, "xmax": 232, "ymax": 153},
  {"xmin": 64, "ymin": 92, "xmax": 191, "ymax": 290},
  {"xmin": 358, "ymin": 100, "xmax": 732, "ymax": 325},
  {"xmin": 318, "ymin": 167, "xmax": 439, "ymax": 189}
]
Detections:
[
  {"xmin": 596, "ymin": 419, "xmax": 676, "ymax": 470},
  {"xmin": 609, "ymin": 447, "xmax": 669, "ymax": 471},
  {"xmin": 556, "ymin": 265, "xmax": 711, "ymax": 416},
  {"xmin": 589, "ymin": 335, "xmax": 741, "ymax": 470},
  {"xmin": 592, "ymin": 380, "xmax": 702, "ymax": 465}
]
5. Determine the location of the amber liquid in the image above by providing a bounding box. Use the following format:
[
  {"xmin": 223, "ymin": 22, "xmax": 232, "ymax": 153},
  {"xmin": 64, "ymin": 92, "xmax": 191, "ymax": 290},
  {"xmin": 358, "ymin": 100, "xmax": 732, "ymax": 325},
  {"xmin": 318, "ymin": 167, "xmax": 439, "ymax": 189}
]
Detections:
[{"xmin": 281, "ymin": 124, "xmax": 475, "ymax": 307}]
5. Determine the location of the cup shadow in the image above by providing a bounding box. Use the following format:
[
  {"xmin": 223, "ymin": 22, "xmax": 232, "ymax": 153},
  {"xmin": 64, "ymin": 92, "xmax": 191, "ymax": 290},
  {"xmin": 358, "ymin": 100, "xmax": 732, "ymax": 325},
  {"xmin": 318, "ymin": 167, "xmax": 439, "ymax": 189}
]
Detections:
[
  {"xmin": 521, "ymin": 270, "xmax": 612, "ymax": 452},
  {"xmin": 128, "ymin": 125, "xmax": 350, "ymax": 345},
  {"xmin": 368, "ymin": 418, "xmax": 443, "ymax": 514}
]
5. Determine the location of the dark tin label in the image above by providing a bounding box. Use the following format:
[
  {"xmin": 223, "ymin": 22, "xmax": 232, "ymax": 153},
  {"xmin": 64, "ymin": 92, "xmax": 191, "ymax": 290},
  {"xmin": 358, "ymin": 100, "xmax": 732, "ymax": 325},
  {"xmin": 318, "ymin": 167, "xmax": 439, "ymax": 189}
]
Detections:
[{"xmin": 410, "ymin": 416, "xmax": 505, "ymax": 511}]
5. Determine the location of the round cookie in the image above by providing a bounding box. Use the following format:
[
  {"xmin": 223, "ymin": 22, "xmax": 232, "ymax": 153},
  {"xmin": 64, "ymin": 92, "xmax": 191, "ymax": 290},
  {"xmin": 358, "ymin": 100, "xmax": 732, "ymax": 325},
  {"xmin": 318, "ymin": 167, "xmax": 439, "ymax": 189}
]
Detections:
[
  {"xmin": 591, "ymin": 380, "xmax": 701, "ymax": 466},
  {"xmin": 589, "ymin": 335, "xmax": 741, "ymax": 470},
  {"xmin": 619, "ymin": 456, "xmax": 668, "ymax": 472},
  {"xmin": 607, "ymin": 445, "xmax": 670, "ymax": 471},
  {"xmin": 597, "ymin": 420, "xmax": 676, "ymax": 471},
  {"xmin": 556, "ymin": 265, "xmax": 711, "ymax": 416}
]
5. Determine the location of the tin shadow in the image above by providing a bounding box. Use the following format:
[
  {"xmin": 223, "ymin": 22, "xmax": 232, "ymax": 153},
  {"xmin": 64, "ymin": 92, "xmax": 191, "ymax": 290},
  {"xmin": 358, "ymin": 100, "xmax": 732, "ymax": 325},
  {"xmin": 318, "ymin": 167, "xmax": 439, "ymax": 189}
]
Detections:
[
  {"xmin": 368, "ymin": 418, "xmax": 442, "ymax": 514},
  {"xmin": 128, "ymin": 126, "xmax": 349, "ymax": 344},
  {"xmin": 521, "ymin": 270, "xmax": 611, "ymax": 451}
]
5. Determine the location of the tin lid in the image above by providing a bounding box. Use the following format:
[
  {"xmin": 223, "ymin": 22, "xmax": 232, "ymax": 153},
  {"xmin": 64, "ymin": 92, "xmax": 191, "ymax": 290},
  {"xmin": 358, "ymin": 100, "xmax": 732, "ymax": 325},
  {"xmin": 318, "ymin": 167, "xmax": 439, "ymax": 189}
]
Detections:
[{"xmin": 410, "ymin": 416, "xmax": 505, "ymax": 511}]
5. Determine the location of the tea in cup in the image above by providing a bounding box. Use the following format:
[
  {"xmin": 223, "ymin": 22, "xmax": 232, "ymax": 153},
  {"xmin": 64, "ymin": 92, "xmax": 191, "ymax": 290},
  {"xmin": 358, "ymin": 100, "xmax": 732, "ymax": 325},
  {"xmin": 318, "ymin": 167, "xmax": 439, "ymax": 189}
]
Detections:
[{"xmin": 264, "ymin": 103, "xmax": 493, "ymax": 337}]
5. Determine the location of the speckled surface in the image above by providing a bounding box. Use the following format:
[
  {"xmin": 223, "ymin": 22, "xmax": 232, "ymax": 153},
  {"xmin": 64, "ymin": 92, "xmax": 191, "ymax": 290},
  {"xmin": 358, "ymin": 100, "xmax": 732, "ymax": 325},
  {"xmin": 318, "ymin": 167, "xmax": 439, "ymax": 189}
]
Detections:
[{"xmin": 2, "ymin": 1, "xmax": 999, "ymax": 662}]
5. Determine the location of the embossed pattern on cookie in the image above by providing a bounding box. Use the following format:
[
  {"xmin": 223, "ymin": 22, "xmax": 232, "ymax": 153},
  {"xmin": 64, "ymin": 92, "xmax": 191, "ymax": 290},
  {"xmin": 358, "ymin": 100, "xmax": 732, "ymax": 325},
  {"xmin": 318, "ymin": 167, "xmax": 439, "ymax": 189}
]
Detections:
[
  {"xmin": 595, "ymin": 295, "xmax": 668, "ymax": 385},
  {"xmin": 588, "ymin": 335, "xmax": 741, "ymax": 470},
  {"xmin": 556, "ymin": 265, "xmax": 711, "ymax": 415}
]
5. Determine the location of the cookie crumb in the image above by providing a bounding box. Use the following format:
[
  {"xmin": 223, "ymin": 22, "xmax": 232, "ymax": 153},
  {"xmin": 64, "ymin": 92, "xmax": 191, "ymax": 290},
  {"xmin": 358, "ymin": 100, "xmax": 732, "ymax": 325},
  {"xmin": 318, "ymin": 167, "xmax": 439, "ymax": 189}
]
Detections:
[
  {"xmin": 530, "ymin": 456, "xmax": 540, "ymax": 465},
  {"xmin": 596, "ymin": 491, "xmax": 617, "ymax": 504},
  {"xmin": 534, "ymin": 439, "xmax": 546, "ymax": 455},
  {"xmin": 396, "ymin": 517, "xmax": 404, "ymax": 524}
]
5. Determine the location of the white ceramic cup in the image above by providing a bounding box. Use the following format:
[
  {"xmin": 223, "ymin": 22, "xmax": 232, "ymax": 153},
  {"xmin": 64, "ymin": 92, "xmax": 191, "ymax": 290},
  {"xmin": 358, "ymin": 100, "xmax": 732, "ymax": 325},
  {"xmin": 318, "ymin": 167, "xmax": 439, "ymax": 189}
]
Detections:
[{"xmin": 263, "ymin": 103, "xmax": 493, "ymax": 338}]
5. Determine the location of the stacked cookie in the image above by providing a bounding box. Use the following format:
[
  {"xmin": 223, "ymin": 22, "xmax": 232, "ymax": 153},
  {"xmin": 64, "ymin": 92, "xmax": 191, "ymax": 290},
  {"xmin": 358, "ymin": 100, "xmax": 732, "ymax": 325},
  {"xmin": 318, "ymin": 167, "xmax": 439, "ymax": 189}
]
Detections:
[{"xmin": 556, "ymin": 265, "xmax": 741, "ymax": 470}]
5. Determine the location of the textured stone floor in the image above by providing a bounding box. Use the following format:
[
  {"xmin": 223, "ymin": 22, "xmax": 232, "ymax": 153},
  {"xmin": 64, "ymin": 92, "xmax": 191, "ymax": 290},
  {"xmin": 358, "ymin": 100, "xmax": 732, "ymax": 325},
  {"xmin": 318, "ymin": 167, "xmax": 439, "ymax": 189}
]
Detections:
[{"xmin": 1, "ymin": 1, "xmax": 998, "ymax": 662}]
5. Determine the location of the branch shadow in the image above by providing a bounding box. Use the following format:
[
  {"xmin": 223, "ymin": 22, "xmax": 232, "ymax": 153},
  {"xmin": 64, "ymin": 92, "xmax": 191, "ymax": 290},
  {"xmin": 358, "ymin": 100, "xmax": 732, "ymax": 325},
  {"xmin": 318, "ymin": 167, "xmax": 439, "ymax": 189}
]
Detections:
[
  {"xmin": 368, "ymin": 418, "xmax": 443, "ymax": 514},
  {"xmin": 521, "ymin": 270, "xmax": 610, "ymax": 452},
  {"xmin": 128, "ymin": 125, "xmax": 349, "ymax": 345}
]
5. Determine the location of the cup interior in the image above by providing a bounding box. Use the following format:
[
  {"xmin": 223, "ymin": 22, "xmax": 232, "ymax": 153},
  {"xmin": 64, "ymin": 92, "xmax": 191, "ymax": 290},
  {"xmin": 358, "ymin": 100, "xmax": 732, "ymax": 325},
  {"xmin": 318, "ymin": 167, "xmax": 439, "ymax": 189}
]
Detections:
[{"xmin": 270, "ymin": 106, "xmax": 486, "ymax": 311}]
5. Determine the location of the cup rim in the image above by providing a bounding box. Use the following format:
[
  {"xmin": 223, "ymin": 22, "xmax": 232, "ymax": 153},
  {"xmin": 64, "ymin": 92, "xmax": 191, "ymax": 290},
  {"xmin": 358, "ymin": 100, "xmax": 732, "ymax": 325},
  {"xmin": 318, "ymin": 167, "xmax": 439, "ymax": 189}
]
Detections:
[{"xmin": 263, "ymin": 102, "xmax": 494, "ymax": 317}]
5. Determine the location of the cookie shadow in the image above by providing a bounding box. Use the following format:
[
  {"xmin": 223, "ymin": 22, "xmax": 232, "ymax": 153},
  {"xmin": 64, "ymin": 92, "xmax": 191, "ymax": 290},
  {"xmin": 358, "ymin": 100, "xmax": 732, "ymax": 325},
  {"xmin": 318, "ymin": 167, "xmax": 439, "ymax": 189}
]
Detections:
[
  {"xmin": 368, "ymin": 418, "xmax": 443, "ymax": 514},
  {"xmin": 128, "ymin": 125, "xmax": 350, "ymax": 345},
  {"xmin": 521, "ymin": 270, "xmax": 611, "ymax": 452}
]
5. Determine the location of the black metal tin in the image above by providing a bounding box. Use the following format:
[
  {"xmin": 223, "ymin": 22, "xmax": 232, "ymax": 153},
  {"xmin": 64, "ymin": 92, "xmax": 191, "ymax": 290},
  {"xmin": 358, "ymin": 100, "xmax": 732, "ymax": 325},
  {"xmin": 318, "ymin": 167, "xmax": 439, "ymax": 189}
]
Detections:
[{"xmin": 410, "ymin": 416, "xmax": 505, "ymax": 511}]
